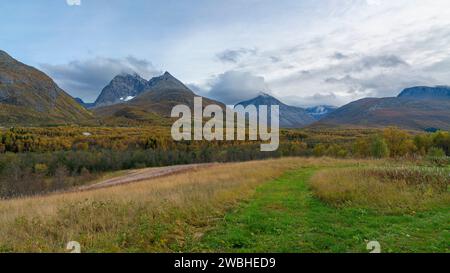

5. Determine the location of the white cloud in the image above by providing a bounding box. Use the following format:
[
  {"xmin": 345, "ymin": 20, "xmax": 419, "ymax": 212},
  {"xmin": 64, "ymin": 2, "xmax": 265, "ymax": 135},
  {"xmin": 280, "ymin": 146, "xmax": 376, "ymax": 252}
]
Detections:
[
  {"xmin": 66, "ymin": 0, "xmax": 81, "ymax": 6},
  {"xmin": 16, "ymin": 0, "xmax": 450, "ymax": 107},
  {"xmin": 201, "ymin": 70, "xmax": 269, "ymax": 104},
  {"xmin": 183, "ymin": 0, "xmax": 450, "ymax": 107}
]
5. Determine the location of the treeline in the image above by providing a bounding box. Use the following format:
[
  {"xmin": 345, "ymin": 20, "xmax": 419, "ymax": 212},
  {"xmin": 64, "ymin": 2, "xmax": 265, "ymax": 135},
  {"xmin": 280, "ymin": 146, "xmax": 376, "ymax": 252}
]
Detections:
[
  {"xmin": 0, "ymin": 127, "xmax": 172, "ymax": 153},
  {"xmin": 314, "ymin": 128, "xmax": 450, "ymax": 159},
  {"xmin": 0, "ymin": 126, "xmax": 448, "ymax": 198},
  {"xmin": 0, "ymin": 142, "xmax": 308, "ymax": 198}
]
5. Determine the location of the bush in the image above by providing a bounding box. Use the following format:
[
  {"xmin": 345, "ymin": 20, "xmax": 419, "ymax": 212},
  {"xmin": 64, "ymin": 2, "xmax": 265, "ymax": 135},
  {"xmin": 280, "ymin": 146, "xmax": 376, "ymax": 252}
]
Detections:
[
  {"xmin": 370, "ymin": 136, "xmax": 389, "ymax": 158},
  {"xmin": 34, "ymin": 163, "xmax": 48, "ymax": 175},
  {"xmin": 427, "ymin": 147, "xmax": 446, "ymax": 158}
]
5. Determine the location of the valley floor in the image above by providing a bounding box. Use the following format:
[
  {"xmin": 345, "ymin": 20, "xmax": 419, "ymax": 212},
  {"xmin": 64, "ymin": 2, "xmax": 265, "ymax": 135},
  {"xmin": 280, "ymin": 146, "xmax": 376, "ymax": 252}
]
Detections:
[{"xmin": 0, "ymin": 158, "xmax": 448, "ymax": 253}]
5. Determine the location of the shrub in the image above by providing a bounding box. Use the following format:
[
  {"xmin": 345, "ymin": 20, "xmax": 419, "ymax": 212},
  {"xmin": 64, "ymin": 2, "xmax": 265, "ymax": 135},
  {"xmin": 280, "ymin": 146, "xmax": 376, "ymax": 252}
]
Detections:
[
  {"xmin": 34, "ymin": 163, "xmax": 49, "ymax": 175},
  {"xmin": 370, "ymin": 136, "xmax": 389, "ymax": 158},
  {"xmin": 427, "ymin": 147, "xmax": 446, "ymax": 158}
]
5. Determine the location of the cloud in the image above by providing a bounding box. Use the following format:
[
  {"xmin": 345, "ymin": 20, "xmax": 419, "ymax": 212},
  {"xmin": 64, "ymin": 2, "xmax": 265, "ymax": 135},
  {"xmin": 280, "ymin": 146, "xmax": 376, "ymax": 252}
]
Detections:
[
  {"xmin": 216, "ymin": 48, "xmax": 257, "ymax": 63},
  {"xmin": 41, "ymin": 56, "xmax": 161, "ymax": 102},
  {"xmin": 355, "ymin": 55, "xmax": 409, "ymax": 71},
  {"xmin": 284, "ymin": 93, "xmax": 342, "ymax": 108},
  {"xmin": 66, "ymin": 0, "xmax": 81, "ymax": 6},
  {"xmin": 265, "ymin": 53, "xmax": 418, "ymax": 106},
  {"xmin": 13, "ymin": 0, "xmax": 450, "ymax": 107},
  {"xmin": 269, "ymin": 56, "xmax": 282, "ymax": 63},
  {"xmin": 331, "ymin": 52, "xmax": 349, "ymax": 60},
  {"xmin": 203, "ymin": 70, "xmax": 269, "ymax": 104}
]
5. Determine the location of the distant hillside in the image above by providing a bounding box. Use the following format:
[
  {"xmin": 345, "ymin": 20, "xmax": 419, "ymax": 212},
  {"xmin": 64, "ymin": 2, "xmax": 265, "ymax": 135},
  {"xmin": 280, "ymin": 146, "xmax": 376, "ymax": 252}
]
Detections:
[
  {"xmin": 305, "ymin": 105, "xmax": 337, "ymax": 120},
  {"xmin": 0, "ymin": 50, "xmax": 93, "ymax": 126},
  {"xmin": 235, "ymin": 93, "xmax": 315, "ymax": 128},
  {"xmin": 75, "ymin": 98, "xmax": 95, "ymax": 109},
  {"xmin": 315, "ymin": 86, "xmax": 450, "ymax": 131},
  {"xmin": 94, "ymin": 72, "xmax": 223, "ymax": 125},
  {"xmin": 398, "ymin": 86, "xmax": 450, "ymax": 99}
]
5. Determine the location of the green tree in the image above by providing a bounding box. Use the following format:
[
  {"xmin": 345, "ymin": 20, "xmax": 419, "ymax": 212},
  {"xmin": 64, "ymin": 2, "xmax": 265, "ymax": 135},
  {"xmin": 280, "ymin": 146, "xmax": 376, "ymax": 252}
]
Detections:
[{"xmin": 370, "ymin": 136, "xmax": 390, "ymax": 158}]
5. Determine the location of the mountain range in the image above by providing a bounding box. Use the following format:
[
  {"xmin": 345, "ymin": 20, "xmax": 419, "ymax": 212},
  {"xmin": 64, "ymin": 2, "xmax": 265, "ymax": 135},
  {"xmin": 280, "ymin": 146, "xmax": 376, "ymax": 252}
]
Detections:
[
  {"xmin": 1, "ymin": 49, "xmax": 449, "ymax": 131},
  {"xmin": 93, "ymin": 71, "xmax": 224, "ymax": 125},
  {"xmin": 316, "ymin": 86, "xmax": 450, "ymax": 130},
  {"xmin": 235, "ymin": 93, "xmax": 316, "ymax": 128}
]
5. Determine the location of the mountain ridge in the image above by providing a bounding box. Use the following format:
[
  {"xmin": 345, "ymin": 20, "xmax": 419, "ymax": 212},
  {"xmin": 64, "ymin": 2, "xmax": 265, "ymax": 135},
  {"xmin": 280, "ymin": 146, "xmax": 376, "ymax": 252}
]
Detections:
[
  {"xmin": 235, "ymin": 93, "xmax": 316, "ymax": 128},
  {"xmin": 398, "ymin": 86, "xmax": 450, "ymax": 99},
  {"xmin": 0, "ymin": 50, "xmax": 94, "ymax": 126},
  {"xmin": 93, "ymin": 72, "xmax": 224, "ymax": 125},
  {"xmin": 315, "ymin": 86, "xmax": 450, "ymax": 131}
]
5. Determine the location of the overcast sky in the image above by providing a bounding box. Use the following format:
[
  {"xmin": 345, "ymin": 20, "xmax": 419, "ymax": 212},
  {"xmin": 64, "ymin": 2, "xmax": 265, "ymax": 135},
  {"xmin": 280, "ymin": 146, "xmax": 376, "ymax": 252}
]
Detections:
[{"xmin": 1, "ymin": 0, "xmax": 450, "ymax": 106}]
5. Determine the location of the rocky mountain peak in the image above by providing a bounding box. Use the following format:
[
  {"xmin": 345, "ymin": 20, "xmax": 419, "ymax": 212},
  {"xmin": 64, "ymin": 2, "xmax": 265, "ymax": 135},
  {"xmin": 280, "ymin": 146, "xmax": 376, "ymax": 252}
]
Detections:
[
  {"xmin": 147, "ymin": 71, "xmax": 193, "ymax": 93},
  {"xmin": 94, "ymin": 72, "xmax": 149, "ymax": 107}
]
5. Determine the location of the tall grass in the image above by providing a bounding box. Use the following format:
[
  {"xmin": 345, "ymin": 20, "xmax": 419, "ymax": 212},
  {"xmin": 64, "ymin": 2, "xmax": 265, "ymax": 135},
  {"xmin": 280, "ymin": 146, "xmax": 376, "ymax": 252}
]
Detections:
[
  {"xmin": 310, "ymin": 166, "xmax": 450, "ymax": 214},
  {"xmin": 0, "ymin": 157, "xmax": 345, "ymax": 253}
]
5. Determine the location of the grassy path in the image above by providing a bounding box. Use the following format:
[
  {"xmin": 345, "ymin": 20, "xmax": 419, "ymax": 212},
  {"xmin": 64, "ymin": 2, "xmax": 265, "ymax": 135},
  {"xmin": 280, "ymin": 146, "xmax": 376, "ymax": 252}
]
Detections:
[{"xmin": 197, "ymin": 167, "xmax": 450, "ymax": 253}]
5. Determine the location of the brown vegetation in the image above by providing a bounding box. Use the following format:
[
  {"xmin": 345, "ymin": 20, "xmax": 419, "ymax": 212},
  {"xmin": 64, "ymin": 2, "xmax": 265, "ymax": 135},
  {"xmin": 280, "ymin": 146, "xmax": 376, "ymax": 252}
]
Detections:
[
  {"xmin": 0, "ymin": 157, "xmax": 341, "ymax": 252},
  {"xmin": 310, "ymin": 166, "xmax": 450, "ymax": 214}
]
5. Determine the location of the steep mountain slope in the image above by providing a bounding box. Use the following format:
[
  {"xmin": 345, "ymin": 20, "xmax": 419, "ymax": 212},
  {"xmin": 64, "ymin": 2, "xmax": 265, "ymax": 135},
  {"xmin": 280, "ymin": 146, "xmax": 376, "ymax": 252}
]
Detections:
[
  {"xmin": 0, "ymin": 50, "xmax": 93, "ymax": 126},
  {"xmin": 306, "ymin": 105, "xmax": 337, "ymax": 120},
  {"xmin": 235, "ymin": 93, "xmax": 315, "ymax": 128},
  {"xmin": 94, "ymin": 72, "xmax": 223, "ymax": 125},
  {"xmin": 94, "ymin": 73, "xmax": 150, "ymax": 107},
  {"xmin": 315, "ymin": 86, "xmax": 450, "ymax": 131}
]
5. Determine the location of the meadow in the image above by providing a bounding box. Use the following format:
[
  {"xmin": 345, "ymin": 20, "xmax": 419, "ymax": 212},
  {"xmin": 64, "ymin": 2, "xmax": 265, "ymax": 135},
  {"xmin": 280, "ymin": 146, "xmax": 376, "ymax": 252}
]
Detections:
[
  {"xmin": 0, "ymin": 126, "xmax": 448, "ymax": 252},
  {"xmin": 0, "ymin": 157, "xmax": 448, "ymax": 253}
]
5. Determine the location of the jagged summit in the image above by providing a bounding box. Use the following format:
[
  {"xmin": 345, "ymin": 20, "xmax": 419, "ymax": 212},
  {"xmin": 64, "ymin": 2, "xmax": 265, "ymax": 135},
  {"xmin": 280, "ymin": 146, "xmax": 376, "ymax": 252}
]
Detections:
[
  {"xmin": 94, "ymin": 73, "xmax": 149, "ymax": 107},
  {"xmin": 93, "ymin": 71, "xmax": 224, "ymax": 122},
  {"xmin": 147, "ymin": 71, "xmax": 193, "ymax": 93},
  {"xmin": 93, "ymin": 71, "xmax": 194, "ymax": 108}
]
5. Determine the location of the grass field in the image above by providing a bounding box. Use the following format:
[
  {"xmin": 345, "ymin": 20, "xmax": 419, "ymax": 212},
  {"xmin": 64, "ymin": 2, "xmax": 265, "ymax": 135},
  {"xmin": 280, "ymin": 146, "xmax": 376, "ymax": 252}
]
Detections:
[
  {"xmin": 197, "ymin": 168, "xmax": 449, "ymax": 253},
  {"xmin": 0, "ymin": 157, "xmax": 448, "ymax": 253}
]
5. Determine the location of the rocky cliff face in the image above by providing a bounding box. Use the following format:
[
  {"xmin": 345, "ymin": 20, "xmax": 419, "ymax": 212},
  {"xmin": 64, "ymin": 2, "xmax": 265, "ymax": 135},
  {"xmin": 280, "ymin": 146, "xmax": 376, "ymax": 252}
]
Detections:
[{"xmin": 94, "ymin": 73, "xmax": 150, "ymax": 107}]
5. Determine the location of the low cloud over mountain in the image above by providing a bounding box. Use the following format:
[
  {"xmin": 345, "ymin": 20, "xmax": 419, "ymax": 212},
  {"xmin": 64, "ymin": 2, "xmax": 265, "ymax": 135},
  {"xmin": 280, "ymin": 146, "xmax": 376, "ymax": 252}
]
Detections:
[{"xmin": 202, "ymin": 70, "xmax": 269, "ymax": 105}]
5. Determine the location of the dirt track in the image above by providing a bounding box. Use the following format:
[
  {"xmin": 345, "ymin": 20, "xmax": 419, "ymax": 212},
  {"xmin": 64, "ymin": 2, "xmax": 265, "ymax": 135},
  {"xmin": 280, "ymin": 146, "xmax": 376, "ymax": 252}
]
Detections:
[{"xmin": 77, "ymin": 163, "xmax": 217, "ymax": 191}]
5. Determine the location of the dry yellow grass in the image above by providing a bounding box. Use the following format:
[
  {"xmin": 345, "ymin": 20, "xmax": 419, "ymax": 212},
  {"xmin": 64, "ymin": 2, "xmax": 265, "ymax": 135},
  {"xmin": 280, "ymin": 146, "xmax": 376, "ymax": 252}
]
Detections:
[
  {"xmin": 310, "ymin": 167, "xmax": 450, "ymax": 214},
  {"xmin": 0, "ymin": 157, "xmax": 351, "ymax": 252}
]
